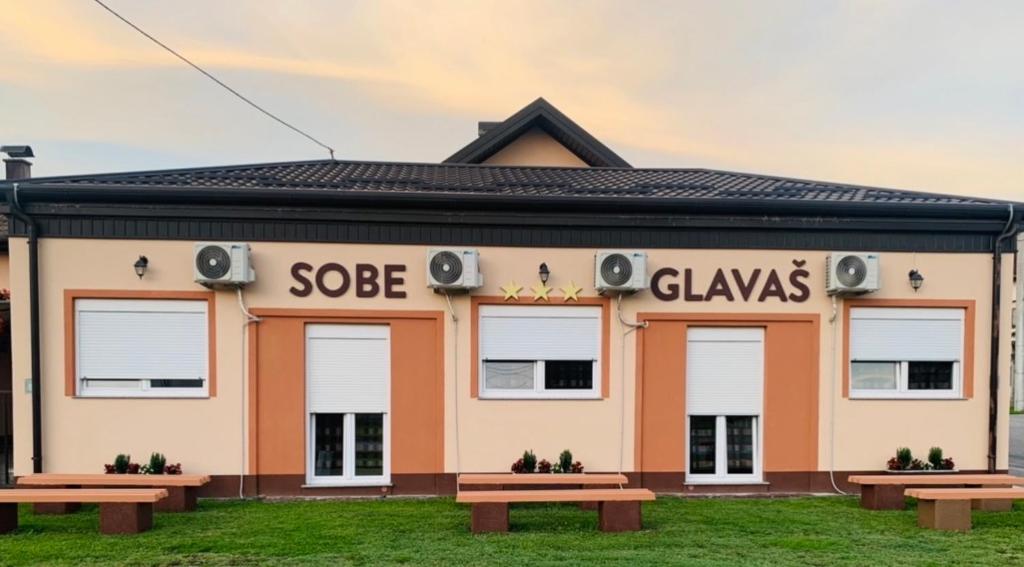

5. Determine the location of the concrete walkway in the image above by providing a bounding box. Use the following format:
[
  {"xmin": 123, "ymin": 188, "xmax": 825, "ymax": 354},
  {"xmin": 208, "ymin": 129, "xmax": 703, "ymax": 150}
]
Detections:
[{"xmin": 1012, "ymin": 413, "xmax": 1024, "ymax": 477}]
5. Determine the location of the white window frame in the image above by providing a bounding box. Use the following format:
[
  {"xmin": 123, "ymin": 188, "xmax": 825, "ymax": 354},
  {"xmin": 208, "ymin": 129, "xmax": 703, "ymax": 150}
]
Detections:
[
  {"xmin": 849, "ymin": 307, "xmax": 965, "ymax": 400},
  {"xmin": 478, "ymin": 305, "xmax": 601, "ymax": 400},
  {"xmin": 75, "ymin": 298, "xmax": 209, "ymax": 399},
  {"xmin": 685, "ymin": 415, "xmax": 763, "ymax": 484},
  {"xmin": 304, "ymin": 324, "xmax": 391, "ymax": 487},
  {"xmin": 306, "ymin": 413, "xmax": 391, "ymax": 488}
]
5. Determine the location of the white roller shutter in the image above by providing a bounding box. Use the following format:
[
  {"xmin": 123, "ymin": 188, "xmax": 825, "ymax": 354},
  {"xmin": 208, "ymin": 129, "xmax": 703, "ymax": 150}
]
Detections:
[
  {"xmin": 306, "ymin": 324, "xmax": 390, "ymax": 414},
  {"xmin": 76, "ymin": 299, "xmax": 208, "ymax": 382},
  {"xmin": 686, "ymin": 327, "xmax": 764, "ymax": 416},
  {"xmin": 480, "ymin": 305, "xmax": 600, "ymax": 361},
  {"xmin": 851, "ymin": 308, "xmax": 963, "ymax": 361}
]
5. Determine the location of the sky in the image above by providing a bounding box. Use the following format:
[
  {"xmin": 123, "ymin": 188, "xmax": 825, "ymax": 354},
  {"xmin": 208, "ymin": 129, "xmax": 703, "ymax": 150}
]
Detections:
[{"xmin": 2, "ymin": 0, "xmax": 1022, "ymax": 200}]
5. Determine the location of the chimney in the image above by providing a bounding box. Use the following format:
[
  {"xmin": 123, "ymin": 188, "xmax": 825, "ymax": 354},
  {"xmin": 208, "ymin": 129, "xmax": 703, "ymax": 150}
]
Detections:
[
  {"xmin": 1, "ymin": 145, "xmax": 34, "ymax": 180},
  {"xmin": 477, "ymin": 122, "xmax": 501, "ymax": 137}
]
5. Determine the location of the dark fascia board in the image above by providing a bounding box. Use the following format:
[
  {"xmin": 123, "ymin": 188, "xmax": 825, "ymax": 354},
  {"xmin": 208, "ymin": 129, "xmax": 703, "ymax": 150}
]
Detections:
[
  {"xmin": 443, "ymin": 97, "xmax": 632, "ymax": 167},
  {"xmin": 6, "ymin": 181, "xmax": 1021, "ymax": 224}
]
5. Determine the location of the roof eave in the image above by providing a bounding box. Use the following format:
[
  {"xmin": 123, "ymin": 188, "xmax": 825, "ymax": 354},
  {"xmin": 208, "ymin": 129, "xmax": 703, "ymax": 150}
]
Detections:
[{"xmin": 6, "ymin": 182, "xmax": 1019, "ymax": 223}]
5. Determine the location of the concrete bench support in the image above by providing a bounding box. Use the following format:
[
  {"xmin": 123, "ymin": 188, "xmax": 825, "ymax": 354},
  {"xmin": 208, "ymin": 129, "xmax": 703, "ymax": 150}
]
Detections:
[
  {"xmin": 860, "ymin": 484, "xmax": 906, "ymax": 510},
  {"xmin": 918, "ymin": 499, "xmax": 972, "ymax": 532},
  {"xmin": 470, "ymin": 503, "xmax": 509, "ymax": 533},
  {"xmin": 971, "ymin": 485, "xmax": 1013, "ymax": 512},
  {"xmin": 598, "ymin": 500, "xmax": 642, "ymax": 532},
  {"xmin": 156, "ymin": 486, "xmax": 198, "ymax": 513},
  {"xmin": 0, "ymin": 503, "xmax": 17, "ymax": 534},
  {"xmin": 99, "ymin": 502, "xmax": 154, "ymax": 535}
]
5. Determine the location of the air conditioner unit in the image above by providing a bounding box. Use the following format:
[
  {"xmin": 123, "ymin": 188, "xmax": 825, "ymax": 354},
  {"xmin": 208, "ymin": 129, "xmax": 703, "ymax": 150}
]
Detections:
[
  {"xmin": 194, "ymin": 242, "xmax": 255, "ymax": 287},
  {"xmin": 826, "ymin": 252, "xmax": 880, "ymax": 295},
  {"xmin": 426, "ymin": 248, "xmax": 483, "ymax": 291},
  {"xmin": 595, "ymin": 250, "xmax": 648, "ymax": 294}
]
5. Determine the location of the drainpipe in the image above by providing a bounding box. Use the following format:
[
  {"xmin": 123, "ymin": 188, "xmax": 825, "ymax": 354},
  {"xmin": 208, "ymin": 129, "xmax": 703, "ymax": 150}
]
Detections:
[
  {"xmin": 1014, "ymin": 233, "xmax": 1024, "ymax": 412},
  {"xmin": 6, "ymin": 183, "xmax": 43, "ymax": 474},
  {"xmin": 989, "ymin": 204, "xmax": 1016, "ymax": 473}
]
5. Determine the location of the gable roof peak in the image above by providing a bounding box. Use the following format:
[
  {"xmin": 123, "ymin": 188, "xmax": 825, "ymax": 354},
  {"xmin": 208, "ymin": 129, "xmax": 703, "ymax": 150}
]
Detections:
[{"xmin": 444, "ymin": 97, "xmax": 631, "ymax": 168}]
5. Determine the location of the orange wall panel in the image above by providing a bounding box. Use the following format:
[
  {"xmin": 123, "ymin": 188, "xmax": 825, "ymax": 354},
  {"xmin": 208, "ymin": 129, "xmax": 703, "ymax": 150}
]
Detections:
[
  {"xmin": 254, "ymin": 317, "xmax": 306, "ymax": 475},
  {"xmin": 252, "ymin": 310, "xmax": 444, "ymax": 477},
  {"xmin": 636, "ymin": 315, "xmax": 820, "ymax": 474},
  {"xmin": 637, "ymin": 320, "xmax": 687, "ymax": 472},
  {"xmin": 763, "ymin": 321, "xmax": 819, "ymax": 472}
]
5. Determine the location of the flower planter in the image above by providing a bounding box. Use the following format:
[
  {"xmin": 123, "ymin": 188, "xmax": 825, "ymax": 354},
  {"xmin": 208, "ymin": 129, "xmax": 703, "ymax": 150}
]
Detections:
[{"xmin": 884, "ymin": 469, "xmax": 959, "ymax": 474}]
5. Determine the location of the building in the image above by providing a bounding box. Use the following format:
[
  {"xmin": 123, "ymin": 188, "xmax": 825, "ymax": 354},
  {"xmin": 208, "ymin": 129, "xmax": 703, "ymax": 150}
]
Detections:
[{"xmin": 1, "ymin": 99, "xmax": 1020, "ymax": 496}]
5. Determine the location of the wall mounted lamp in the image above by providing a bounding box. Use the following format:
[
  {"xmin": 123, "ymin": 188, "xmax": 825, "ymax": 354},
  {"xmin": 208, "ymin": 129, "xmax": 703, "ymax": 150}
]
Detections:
[
  {"xmin": 134, "ymin": 255, "xmax": 149, "ymax": 279},
  {"xmin": 908, "ymin": 269, "xmax": 924, "ymax": 292},
  {"xmin": 538, "ymin": 263, "xmax": 550, "ymax": 284}
]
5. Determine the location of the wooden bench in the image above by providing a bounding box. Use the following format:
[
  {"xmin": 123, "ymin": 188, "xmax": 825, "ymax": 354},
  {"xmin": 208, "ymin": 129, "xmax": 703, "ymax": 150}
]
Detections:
[
  {"xmin": 458, "ymin": 473, "xmax": 628, "ymax": 487},
  {"xmin": 0, "ymin": 489, "xmax": 168, "ymax": 535},
  {"xmin": 905, "ymin": 488, "xmax": 1024, "ymax": 532},
  {"xmin": 848, "ymin": 474, "xmax": 1023, "ymax": 511},
  {"xmin": 18, "ymin": 473, "xmax": 211, "ymax": 513},
  {"xmin": 456, "ymin": 488, "xmax": 655, "ymax": 533}
]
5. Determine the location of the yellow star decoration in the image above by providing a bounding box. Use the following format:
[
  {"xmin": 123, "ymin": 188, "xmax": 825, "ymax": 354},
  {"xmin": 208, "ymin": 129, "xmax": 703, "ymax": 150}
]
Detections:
[
  {"xmin": 560, "ymin": 281, "xmax": 583, "ymax": 302},
  {"xmin": 500, "ymin": 281, "xmax": 523, "ymax": 301},
  {"xmin": 531, "ymin": 282, "xmax": 553, "ymax": 302}
]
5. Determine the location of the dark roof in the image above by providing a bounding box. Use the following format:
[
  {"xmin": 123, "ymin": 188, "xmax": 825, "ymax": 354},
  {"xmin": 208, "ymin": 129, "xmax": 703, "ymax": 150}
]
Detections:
[
  {"xmin": 444, "ymin": 98, "xmax": 632, "ymax": 167},
  {"xmin": 8, "ymin": 159, "xmax": 1019, "ymax": 221}
]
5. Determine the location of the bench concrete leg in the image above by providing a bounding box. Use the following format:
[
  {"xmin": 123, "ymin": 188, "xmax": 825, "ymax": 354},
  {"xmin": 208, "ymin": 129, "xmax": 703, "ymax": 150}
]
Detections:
[
  {"xmin": 470, "ymin": 503, "xmax": 509, "ymax": 533},
  {"xmin": 860, "ymin": 484, "xmax": 906, "ymax": 510},
  {"xmin": 155, "ymin": 486, "xmax": 197, "ymax": 513},
  {"xmin": 33, "ymin": 502, "xmax": 81, "ymax": 515},
  {"xmin": 599, "ymin": 501, "xmax": 642, "ymax": 532},
  {"xmin": 99, "ymin": 503, "xmax": 154, "ymax": 535},
  {"xmin": 0, "ymin": 503, "xmax": 17, "ymax": 534},
  {"xmin": 918, "ymin": 500, "xmax": 971, "ymax": 532},
  {"xmin": 31, "ymin": 484, "xmax": 81, "ymax": 515},
  {"xmin": 971, "ymin": 485, "xmax": 1013, "ymax": 512}
]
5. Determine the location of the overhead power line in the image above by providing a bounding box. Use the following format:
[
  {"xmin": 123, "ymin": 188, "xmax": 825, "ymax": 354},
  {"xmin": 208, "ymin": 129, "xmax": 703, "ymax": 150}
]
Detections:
[{"xmin": 92, "ymin": 0, "xmax": 336, "ymax": 160}]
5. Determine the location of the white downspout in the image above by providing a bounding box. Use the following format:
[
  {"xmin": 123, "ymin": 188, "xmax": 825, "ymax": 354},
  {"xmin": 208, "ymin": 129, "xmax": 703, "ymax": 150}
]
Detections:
[{"xmin": 1014, "ymin": 233, "xmax": 1024, "ymax": 412}]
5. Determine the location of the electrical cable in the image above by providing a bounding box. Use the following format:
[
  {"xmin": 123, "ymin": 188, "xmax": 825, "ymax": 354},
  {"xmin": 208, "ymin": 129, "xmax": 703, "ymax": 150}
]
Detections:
[
  {"xmin": 615, "ymin": 294, "xmax": 647, "ymax": 488},
  {"xmin": 91, "ymin": 0, "xmax": 336, "ymax": 160},
  {"xmin": 236, "ymin": 286, "xmax": 261, "ymax": 499},
  {"xmin": 443, "ymin": 293, "xmax": 462, "ymax": 481},
  {"xmin": 827, "ymin": 295, "xmax": 848, "ymax": 495}
]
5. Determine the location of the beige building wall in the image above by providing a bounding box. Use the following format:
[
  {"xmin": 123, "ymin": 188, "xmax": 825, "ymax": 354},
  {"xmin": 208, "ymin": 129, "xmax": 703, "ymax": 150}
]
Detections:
[
  {"xmin": 481, "ymin": 127, "xmax": 589, "ymax": 167},
  {"xmin": 8, "ymin": 237, "xmax": 1013, "ymax": 478}
]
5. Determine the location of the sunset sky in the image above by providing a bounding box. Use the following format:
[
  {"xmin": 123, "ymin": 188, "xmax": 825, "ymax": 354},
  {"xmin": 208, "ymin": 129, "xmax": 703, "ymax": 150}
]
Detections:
[{"xmin": 2, "ymin": 0, "xmax": 1022, "ymax": 199}]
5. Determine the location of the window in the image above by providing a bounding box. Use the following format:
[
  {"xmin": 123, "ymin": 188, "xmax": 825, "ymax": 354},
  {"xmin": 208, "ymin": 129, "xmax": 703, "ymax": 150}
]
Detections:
[
  {"xmin": 306, "ymin": 324, "xmax": 390, "ymax": 486},
  {"xmin": 849, "ymin": 308, "xmax": 964, "ymax": 399},
  {"xmin": 75, "ymin": 299, "xmax": 209, "ymax": 398},
  {"xmin": 479, "ymin": 305, "xmax": 601, "ymax": 399},
  {"xmin": 686, "ymin": 328, "xmax": 763, "ymax": 483},
  {"xmin": 688, "ymin": 416, "xmax": 759, "ymax": 478}
]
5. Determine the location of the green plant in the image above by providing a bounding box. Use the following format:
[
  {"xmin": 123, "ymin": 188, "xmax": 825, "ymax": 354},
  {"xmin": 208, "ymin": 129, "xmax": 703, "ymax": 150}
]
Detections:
[
  {"xmin": 113, "ymin": 454, "xmax": 131, "ymax": 474},
  {"xmin": 558, "ymin": 450, "xmax": 573, "ymax": 474},
  {"xmin": 522, "ymin": 450, "xmax": 537, "ymax": 473},
  {"xmin": 896, "ymin": 447, "xmax": 912, "ymax": 470},
  {"xmin": 927, "ymin": 447, "xmax": 944, "ymax": 469},
  {"xmin": 148, "ymin": 453, "xmax": 167, "ymax": 475}
]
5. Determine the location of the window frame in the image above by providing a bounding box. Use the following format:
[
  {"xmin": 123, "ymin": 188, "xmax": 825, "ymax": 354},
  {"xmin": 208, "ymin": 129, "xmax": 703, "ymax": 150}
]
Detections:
[
  {"xmin": 74, "ymin": 297, "xmax": 211, "ymax": 399},
  {"xmin": 685, "ymin": 414, "xmax": 763, "ymax": 484},
  {"xmin": 848, "ymin": 307, "xmax": 965, "ymax": 400},
  {"xmin": 306, "ymin": 412, "xmax": 391, "ymax": 487},
  {"xmin": 304, "ymin": 324, "xmax": 392, "ymax": 488},
  {"xmin": 478, "ymin": 305, "xmax": 602, "ymax": 400}
]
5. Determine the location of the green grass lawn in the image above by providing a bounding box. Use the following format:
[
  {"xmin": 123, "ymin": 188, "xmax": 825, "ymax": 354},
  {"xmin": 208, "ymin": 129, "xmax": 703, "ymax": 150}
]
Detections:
[{"xmin": 1, "ymin": 496, "xmax": 1023, "ymax": 566}]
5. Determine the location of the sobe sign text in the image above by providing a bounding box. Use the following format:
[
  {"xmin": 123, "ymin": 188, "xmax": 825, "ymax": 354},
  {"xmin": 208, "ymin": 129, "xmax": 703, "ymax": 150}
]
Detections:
[{"xmin": 289, "ymin": 262, "xmax": 407, "ymax": 298}]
